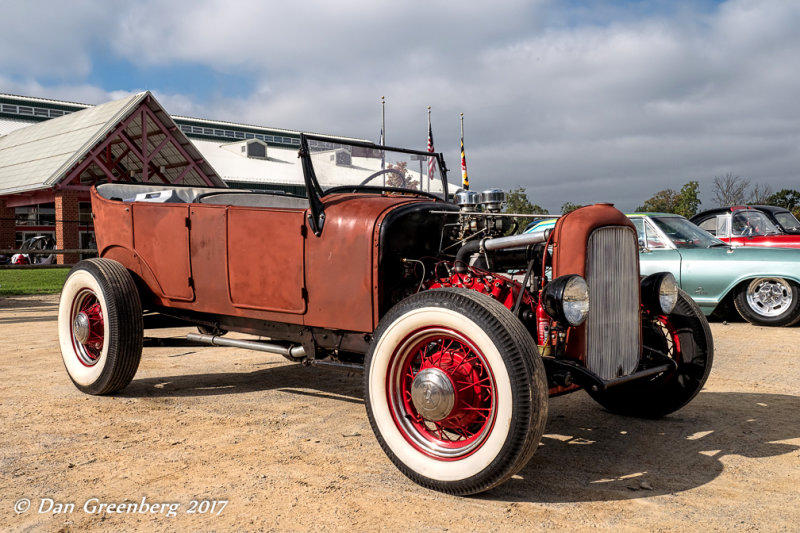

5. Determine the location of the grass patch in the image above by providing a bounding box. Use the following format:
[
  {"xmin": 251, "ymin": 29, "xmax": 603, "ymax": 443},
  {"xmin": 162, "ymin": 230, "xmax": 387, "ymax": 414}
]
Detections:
[{"xmin": 0, "ymin": 268, "xmax": 70, "ymax": 296}]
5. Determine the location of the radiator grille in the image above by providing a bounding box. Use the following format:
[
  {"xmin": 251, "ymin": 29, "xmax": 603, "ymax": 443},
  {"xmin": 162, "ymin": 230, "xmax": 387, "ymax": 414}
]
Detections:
[{"xmin": 585, "ymin": 226, "xmax": 640, "ymax": 380}]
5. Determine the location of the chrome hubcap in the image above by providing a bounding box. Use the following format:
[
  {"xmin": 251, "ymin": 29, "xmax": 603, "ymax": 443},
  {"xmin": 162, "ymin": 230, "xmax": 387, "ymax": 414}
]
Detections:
[
  {"xmin": 410, "ymin": 368, "xmax": 455, "ymax": 422},
  {"xmin": 73, "ymin": 312, "xmax": 90, "ymax": 344},
  {"xmin": 747, "ymin": 278, "xmax": 792, "ymax": 317}
]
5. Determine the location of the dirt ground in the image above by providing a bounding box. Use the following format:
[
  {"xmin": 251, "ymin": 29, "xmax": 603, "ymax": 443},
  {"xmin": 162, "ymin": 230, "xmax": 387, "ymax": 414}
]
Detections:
[{"xmin": 1, "ymin": 294, "xmax": 798, "ymax": 532}]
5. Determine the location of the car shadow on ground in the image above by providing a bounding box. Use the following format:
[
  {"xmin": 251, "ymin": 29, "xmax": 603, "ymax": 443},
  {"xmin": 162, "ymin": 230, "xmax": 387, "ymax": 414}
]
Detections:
[
  {"xmin": 122, "ymin": 362, "xmax": 365, "ymax": 403},
  {"xmin": 0, "ymin": 296, "xmax": 59, "ymax": 309},
  {"xmin": 120, "ymin": 362, "xmax": 799, "ymax": 503},
  {"xmin": 488, "ymin": 390, "xmax": 800, "ymax": 503}
]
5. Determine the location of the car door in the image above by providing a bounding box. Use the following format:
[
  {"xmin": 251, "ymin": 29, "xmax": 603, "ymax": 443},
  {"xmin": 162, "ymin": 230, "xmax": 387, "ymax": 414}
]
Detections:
[
  {"xmin": 132, "ymin": 203, "xmax": 194, "ymax": 301},
  {"xmin": 226, "ymin": 206, "xmax": 307, "ymax": 314},
  {"xmin": 673, "ymin": 247, "xmax": 733, "ymax": 306}
]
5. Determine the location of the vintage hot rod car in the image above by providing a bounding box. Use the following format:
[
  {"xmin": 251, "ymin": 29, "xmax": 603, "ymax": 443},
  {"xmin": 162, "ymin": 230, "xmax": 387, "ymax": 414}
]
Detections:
[{"xmin": 58, "ymin": 135, "xmax": 713, "ymax": 495}]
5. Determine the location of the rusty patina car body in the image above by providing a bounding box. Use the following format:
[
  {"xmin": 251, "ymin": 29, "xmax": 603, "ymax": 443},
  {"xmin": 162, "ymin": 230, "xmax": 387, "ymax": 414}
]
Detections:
[{"xmin": 58, "ymin": 134, "xmax": 713, "ymax": 495}]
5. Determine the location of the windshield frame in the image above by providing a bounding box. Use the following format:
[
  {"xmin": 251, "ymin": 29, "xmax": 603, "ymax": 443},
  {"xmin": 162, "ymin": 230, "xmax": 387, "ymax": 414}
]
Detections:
[
  {"xmin": 299, "ymin": 133, "xmax": 450, "ymax": 198},
  {"xmin": 646, "ymin": 215, "xmax": 727, "ymax": 249},
  {"xmin": 298, "ymin": 133, "xmax": 450, "ymax": 236}
]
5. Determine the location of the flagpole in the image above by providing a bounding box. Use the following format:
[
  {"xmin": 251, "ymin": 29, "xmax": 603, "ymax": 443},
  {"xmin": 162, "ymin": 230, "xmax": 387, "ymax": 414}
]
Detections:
[
  {"xmin": 381, "ymin": 96, "xmax": 386, "ymax": 187},
  {"xmin": 460, "ymin": 112, "xmax": 469, "ymax": 191},
  {"xmin": 427, "ymin": 106, "xmax": 432, "ymax": 193}
]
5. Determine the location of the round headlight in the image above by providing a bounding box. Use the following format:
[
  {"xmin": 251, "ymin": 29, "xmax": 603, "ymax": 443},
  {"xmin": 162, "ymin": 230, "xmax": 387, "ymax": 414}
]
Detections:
[
  {"xmin": 542, "ymin": 275, "xmax": 590, "ymax": 326},
  {"xmin": 641, "ymin": 272, "xmax": 678, "ymax": 315}
]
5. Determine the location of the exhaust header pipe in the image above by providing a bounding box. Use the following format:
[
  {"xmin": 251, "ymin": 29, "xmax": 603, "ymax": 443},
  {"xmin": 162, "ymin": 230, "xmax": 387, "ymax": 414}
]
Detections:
[
  {"xmin": 455, "ymin": 226, "xmax": 552, "ymax": 273},
  {"xmin": 482, "ymin": 226, "xmax": 552, "ymax": 252}
]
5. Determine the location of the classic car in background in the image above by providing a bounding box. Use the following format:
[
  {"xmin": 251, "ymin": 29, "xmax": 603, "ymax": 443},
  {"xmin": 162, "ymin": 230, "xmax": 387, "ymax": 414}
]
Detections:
[
  {"xmin": 58, "ymin": 135, "xmax": 712, "ymax": 495},
  {"xmin": 692, "ymin": 205, "xmax": 800, "ymax": 236},
  {"xmin": 527, "ymin": 214, "xmax": 800, "ymax": 327},
  {"xmin": 690, "ymin": 206, "xmax": 800, "ymax": 248},
  {"xmin": 11, "ymin": 235, "xmax": 57, "ymax": 265},
  {"xmin": 631, "ymin": 213, "xmax": 800, "ymax": 327}
]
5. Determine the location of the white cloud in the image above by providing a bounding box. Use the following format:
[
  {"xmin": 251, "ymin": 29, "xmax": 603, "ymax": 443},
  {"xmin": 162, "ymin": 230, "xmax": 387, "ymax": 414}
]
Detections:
[
  {"xmin": 0, "ymin": 1, "xmax": 124, "ymax": 79},
  {"xmin": 1, "ymin": 0, "xmax": 799, "ymax": 211}
]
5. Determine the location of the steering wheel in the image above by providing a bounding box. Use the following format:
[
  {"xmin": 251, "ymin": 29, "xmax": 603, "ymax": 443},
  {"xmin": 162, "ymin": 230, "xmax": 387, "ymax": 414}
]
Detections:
[{"xmin": 359, "ymin": 168, "xmax": 405, "ymax": 186}]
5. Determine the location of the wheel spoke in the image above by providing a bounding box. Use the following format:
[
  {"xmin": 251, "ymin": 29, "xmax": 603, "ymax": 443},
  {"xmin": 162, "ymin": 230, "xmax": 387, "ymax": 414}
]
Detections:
[
  {"xmin": 388, "ymin": 327, "xmax": 497, "ymax": 458},
  {"xmin": 71, "ymin": 290, "xmax": 105, "ymax": 366},
  {"xmin": 457, "ymin": 376, "xmax": 492, "ymax": 393}
]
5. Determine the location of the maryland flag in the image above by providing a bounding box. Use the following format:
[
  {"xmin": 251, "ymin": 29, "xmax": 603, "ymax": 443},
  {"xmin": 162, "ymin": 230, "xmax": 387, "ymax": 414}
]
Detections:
[
  {"xmin": 460, "ymin": 136, "xmax": 469, "ymax": 190},
  {"xmin": 427, "ymin": 119, "xmax": 436, "ymax": 180}
]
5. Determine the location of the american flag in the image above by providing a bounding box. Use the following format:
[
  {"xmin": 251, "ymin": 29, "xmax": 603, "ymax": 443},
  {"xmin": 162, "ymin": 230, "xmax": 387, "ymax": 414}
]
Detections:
[
  {"xmin": 460, "ymin": 136, "xmax": 469, "ymax": 190},
  {"xmin": 427, "ymin": 120, "xmax": 436, "ymax": 181}
]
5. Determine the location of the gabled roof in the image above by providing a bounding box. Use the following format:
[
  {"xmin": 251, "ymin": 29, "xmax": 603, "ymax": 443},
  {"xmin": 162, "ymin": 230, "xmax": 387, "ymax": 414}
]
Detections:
[
  {"xmin": 0, "ymin": 93, "xmax": 145, "ymax": 195},
  {"xmin": 0, "ymin": 117, "xmax": 32, "ymax": 136},
  {"xmin": 0, "ymin": 91, "xmax": 223, "ymax": 196}
]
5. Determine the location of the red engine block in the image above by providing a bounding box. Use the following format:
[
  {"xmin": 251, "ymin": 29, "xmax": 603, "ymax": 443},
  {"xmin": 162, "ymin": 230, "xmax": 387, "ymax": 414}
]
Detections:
[{"xmin": 428, "ymin": 271, "xmax": 534, "ymax": 312}]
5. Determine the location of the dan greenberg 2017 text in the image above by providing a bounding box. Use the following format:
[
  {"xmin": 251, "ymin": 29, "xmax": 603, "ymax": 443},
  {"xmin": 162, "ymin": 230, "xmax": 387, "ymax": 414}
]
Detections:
[{"xmin": 16, "ymin": 497, "xmax": 227, "ymax": 518}]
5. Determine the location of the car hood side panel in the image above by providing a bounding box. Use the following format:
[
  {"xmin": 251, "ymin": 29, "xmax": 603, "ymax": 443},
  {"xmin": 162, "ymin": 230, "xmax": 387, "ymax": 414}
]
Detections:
[{"xmin": 303, "ymin": 194, "xmax": 427, "ymax": 332}]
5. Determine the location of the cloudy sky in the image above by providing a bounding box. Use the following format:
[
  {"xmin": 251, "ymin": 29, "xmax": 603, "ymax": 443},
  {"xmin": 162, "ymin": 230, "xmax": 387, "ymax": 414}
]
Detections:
[{"xmin": 1, "ymin": 0, "xmax": 798, "ymax": 212}]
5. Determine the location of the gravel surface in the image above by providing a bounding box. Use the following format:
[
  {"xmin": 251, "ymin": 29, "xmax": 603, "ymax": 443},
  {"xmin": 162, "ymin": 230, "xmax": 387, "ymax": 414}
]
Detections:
[{"xmin": 1, "ymin": 294, "xmax": 799, "ymax": 532}]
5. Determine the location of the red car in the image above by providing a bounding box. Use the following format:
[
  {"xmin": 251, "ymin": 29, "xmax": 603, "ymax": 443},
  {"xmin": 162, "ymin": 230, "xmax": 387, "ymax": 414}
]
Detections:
[
  {"xmin": 691, "ymin": 206, "xmax": 800, "ymax": 248},
  {"xmin": 58, "ymin": 135, "xmax": 712, "ymax": 495}
]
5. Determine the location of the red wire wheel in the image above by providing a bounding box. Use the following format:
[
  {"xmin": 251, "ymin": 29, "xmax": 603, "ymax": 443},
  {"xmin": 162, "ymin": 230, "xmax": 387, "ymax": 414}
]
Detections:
[
  {"xmin": 69, "ymin": 288, "xmax": 106, "ymax": 366},
  {"xmin": 387, "ymin": 327, "xmax": 496, "ymax": 459},
  {"xmin": 365, "ymin": 288, "xmax": 548, "ymax": 495}
]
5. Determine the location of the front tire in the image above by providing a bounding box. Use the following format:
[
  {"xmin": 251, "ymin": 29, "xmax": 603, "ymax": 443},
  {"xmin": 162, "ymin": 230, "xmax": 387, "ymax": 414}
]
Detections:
[
  {"xmin": 734, "ymin": 277, "xmax": 800, "ymax": 327},
  {"xmin": 58, "ymin": 259, "xmax": 143, "ymax": 395},
  {"xmin": 365, "ymin": 288, "xmax": 548, "ymax": 495},
  {"xmin": 588, "ymin": 290, "xmax": 713, "ymax": 418}
]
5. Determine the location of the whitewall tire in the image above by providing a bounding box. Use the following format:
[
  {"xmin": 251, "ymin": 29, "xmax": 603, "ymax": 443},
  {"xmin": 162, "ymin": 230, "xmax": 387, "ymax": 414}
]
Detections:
[
  {"xmin": 58, "ymin": 259, "xmax": 143, "ymax": 395},
  {"xmin": 365, "ymin": 288, "xmax": 547, "ymax": 495}
]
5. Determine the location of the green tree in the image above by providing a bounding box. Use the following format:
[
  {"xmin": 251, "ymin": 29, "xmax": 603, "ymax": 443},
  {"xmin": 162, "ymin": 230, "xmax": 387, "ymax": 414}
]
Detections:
[
  {"xmin": 561, "ymin": 202, "xmax": 583, "ymax": 214},
  {"xmin": 674, "ymin": 181, "xmax": 701, "ymax": 218},
  {"xmin": 765, "ymin": 189, "xmax": 800, "ymax": 209},
  {"xmin": 636, "ymin": 181, "xmax": 701, "ymax": 218},
  {"xmin": 765, "ymin": 189, "xmax": 800, "ymax": 218},
  {"xmin": 505, "ymin": 187, "xmax": 548, "ymax": 215},
  {"xmin": 504, "ymin": 188, "xmax": 548, "ymax": 233},
  {"xmin": 636, "ymin": 189, "xmax": 677, "ymax": 213}
]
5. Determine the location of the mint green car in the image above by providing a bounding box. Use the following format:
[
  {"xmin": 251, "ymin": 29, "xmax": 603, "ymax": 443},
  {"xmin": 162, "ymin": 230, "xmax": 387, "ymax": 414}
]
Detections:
[
  {"xmin": 630, "ymin": 213, "xmax": 800, "ymax": 327},
  {"xmin": 526, "ymin": 214, "xmax": 800, "ymax": 326}
]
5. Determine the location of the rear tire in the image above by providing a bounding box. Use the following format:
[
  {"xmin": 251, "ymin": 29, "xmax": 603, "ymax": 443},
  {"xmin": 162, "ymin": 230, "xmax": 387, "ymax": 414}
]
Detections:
[
  {"xmin": 58, "ymin": 259, "xmax": 143, "ymax": 395},
  {"xmin": 588, "ymin": 290, "xmax": 713, "ymax": 418},
  {"xmin": 365, "ymin": 288, "xmax": 548, "ymax": 495},
  {"xmin": 734, "ymin": 277, "xmax": 800, "ymax": 327}
]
